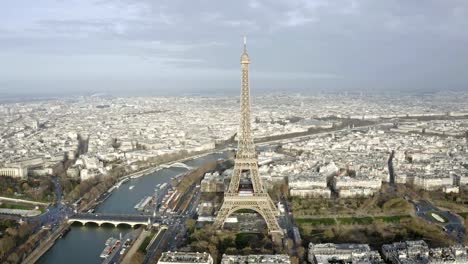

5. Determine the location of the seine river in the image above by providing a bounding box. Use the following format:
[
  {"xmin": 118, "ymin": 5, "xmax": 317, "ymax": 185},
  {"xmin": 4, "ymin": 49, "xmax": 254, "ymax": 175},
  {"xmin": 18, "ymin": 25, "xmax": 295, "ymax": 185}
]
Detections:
[{"xmin": 38, "ymin": 152, "xmax": 226, "ymax": 264}]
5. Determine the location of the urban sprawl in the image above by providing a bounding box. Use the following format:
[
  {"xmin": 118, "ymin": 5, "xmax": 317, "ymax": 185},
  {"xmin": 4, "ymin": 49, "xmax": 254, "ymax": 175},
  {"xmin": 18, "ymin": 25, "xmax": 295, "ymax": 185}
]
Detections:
[{"xmin": 1, "ymin": 93, "xmax": 468, "ymax": 264}]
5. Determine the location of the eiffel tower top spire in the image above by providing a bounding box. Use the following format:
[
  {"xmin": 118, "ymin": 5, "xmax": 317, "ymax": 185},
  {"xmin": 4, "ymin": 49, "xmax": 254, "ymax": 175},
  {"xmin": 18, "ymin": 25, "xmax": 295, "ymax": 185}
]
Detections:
[
  {"xmin": 241, "ymin": 35, "xmax": 250, "ymax": 64},
  {"xmin": 243, "ymin": 35, "xmax": 247, "ymax": 52}
]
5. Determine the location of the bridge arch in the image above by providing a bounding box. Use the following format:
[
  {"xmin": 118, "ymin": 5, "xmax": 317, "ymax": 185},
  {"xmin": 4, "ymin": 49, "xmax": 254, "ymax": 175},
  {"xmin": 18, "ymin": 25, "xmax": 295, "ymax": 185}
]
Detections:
[
  {"xmin": 83, "ymin": 221, "xmax": 99, "ymax": 227},
  {"xmin": 170, "ymin": 162, "xmax": 192, "ymax": 170},
  {"xmin": 116, "ymin": 223, "xmax": 133, "ymax": 228},
  {"xmin": 69, "ymin": 220, "xmax": 85, "ymax": 226},
  {"xmin": 100, "ymin": 222, "xmax": 117, "ymax": 227}
]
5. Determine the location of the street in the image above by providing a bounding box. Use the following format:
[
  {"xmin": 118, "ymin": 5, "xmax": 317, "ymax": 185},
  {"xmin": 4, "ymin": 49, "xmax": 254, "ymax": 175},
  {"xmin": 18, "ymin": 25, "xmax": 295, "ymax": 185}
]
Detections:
[{"xmin": 412, "ymin": 199, "xmax": 465, "ymax": 243}]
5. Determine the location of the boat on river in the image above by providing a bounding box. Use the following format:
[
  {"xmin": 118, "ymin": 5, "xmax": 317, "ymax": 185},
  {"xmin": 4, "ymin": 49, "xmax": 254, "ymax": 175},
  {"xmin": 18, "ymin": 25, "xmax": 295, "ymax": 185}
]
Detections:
[{"xmin": 100, "ymin": 237, "xmax": 120, "ymax": 258}]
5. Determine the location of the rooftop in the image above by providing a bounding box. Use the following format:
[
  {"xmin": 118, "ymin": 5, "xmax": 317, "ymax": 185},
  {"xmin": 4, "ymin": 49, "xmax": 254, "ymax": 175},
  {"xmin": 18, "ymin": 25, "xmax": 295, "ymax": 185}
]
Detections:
[{"xmin": 158, "ymin": 252, "xmax": 212, "ymax": 264}]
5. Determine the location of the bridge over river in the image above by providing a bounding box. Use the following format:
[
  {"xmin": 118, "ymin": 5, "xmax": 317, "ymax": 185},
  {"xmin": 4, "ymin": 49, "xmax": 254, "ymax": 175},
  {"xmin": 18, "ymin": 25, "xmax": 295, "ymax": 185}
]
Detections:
[{"xmin": 68, "ymin": 213, "xmax": 162, "ymax": 228}]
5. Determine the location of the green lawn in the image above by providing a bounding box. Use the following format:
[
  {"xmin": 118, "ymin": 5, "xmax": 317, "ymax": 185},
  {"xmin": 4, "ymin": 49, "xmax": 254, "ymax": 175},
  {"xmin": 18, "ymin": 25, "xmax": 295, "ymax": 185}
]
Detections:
[
  {"xmin": 337, "ymin": 217, "xmax": 373, "ymax": 225},
  {"xmin": 375, "ymin": 215, "xmax": 411, "ymax": 223},
  {"xmin": 295, "ymin": 218, "xmax": 336, "ymax": 226},
  {"xmin": 0, "ymin": 203, "xmax": 33, "ymax": 210},
  {"xmin": 457, "ymin": 212, "xmax": 468, "ymax": 218},
  {"xmin": 295, "ymin": 215, "xmax": 412, "ymax": 226}
]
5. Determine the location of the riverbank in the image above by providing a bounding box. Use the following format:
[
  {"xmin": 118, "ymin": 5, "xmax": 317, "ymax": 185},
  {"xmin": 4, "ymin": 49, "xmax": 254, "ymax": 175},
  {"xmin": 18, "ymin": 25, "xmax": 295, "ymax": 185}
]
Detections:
[{"xmin": 21, "ymin": 223, "xmax": 70, "ymax": 264}]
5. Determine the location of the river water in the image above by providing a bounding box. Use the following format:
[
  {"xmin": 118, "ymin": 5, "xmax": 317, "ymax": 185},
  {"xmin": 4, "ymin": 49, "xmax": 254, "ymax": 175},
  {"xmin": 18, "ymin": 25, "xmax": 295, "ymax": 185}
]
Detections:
[{"xmin": 38, "ymin": 152, "xmax": 226, "ymax": 264}]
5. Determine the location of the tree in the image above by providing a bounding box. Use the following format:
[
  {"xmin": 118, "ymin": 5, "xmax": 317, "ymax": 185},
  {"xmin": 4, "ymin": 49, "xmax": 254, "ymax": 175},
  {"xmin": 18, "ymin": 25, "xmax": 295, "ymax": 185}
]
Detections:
[
  {"xmin": 0, "ymin": 236, "xmax": 15, "ymax": 259},
  {"xmin": 5, "ymin": 188, "xmax": 14, "ymax": 196},
  {"xmin": 5, "ymin": 227, "xmax": 18, "ymax": 237},
  {"xmin": 130, "ymin": 251, "xmax": 145, "ymax": 264},
  {"xmin": 323, "ymin": 228, "xmax": 334, "ymax": 240},
  {"xmin": 7, "ymin": 252, "xmax": 19, "ymax": 263},
  {"xmin": 186, "ymin": 219, "xmax": 196, "ymax": 233},
  {"xmin": 18, "ymin": 223, "xmax": 33, "ymax": 239},
  {"xmin": 297, "ymin": 246, "xmax": 306, "ymax": 261}
]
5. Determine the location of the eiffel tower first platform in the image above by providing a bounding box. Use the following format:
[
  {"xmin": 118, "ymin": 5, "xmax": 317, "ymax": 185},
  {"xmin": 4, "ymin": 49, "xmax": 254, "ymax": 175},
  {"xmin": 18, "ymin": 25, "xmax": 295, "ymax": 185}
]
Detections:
[{"xmin": 213, "ymin": 37, "xmax": 283, "ymax": 237}]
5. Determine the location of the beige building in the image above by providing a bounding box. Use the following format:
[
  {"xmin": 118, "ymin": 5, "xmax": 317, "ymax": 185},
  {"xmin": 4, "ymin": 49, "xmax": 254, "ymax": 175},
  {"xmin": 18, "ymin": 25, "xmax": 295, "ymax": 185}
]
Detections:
[
  {"xmin": 221, "ymin": 254, "xmax": 290, "ymax": 264},
  {"xmin": 308, "ymin": 243, "xmax": 383, "ymax": 264},
  {"xmin": 0, "ymin": 166, "xmax": 27, "ymax": 178},
  {"xmin": 158, "ymin": 252, "xmax": 213, "ymax": 264}
]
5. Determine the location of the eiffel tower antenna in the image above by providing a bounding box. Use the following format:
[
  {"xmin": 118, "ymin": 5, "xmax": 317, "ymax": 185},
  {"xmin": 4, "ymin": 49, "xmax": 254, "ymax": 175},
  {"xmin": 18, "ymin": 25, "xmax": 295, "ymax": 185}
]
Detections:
[
  {"xmin": 243, "ymin": 35, "xmax": 247, "ymax": 52},
  {"xmin": 213, "ymin": 37, "xmax": 283, "ymax": 236}
]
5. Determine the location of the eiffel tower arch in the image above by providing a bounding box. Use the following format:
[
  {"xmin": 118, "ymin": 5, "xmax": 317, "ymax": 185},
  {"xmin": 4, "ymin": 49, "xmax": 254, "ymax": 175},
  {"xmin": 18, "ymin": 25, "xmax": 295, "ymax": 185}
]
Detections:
[{"xmin": 213, "ymin": 37, "xmax": 283, "ymax": 236}]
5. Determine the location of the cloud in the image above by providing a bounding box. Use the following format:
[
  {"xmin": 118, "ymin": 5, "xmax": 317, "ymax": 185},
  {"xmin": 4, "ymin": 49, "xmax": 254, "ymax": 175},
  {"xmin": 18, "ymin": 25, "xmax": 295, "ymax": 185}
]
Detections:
[
  {"xmin": 254, "ymin": 71, "xmax": 340, "ymax": 80},
  {"xmin": 223, "ymin": 20, "xmax": 258, "ymax": 29},
  {"xmin": 248, "ymin": 0, "xmax": 261, "ymax": 9},
  {"xmin": 1, "ymin": 0, "xmax": 468, "ymax": 94},
  {"xmin": 281, "ymin": 10, "xmax": 317, "ymax": 27}
]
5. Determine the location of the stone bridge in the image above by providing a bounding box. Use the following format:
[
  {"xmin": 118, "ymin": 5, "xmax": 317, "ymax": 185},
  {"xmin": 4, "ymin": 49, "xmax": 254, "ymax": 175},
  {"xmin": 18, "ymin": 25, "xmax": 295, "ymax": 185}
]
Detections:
[
  {"xmin": 68, "ymin": 213, "xmax": 161, "ymax": 228},
  {"xmin": 161, "ymin": 162, "xmax": 192, "ymax": 170}
]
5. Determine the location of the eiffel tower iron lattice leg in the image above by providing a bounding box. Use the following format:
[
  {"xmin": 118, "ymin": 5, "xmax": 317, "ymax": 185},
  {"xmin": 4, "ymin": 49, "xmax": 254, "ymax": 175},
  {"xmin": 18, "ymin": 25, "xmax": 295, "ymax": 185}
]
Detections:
[
  {"xmin": 214, "ymin": 37, "xmax": 283, "ymax": 236},
  {"xmin": 213, "ymin": 194, "xmax": 283, "ymax": 234}
]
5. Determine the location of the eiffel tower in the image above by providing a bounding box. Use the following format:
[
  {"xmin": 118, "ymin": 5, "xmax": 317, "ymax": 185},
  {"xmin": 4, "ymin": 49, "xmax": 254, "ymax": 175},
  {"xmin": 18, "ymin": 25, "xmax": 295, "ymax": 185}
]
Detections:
[{"xmin": 213, "ymin": 37, "xmax": 283, "ymax": 236}]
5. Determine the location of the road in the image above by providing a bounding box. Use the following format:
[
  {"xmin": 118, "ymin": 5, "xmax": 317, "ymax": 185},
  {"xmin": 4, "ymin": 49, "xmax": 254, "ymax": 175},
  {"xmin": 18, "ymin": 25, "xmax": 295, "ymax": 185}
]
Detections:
[
  {"xmin": 142, "ymin": 180, "xmax": 200, "ymax": 263},
  {"xmin": 142, "ymin": 214, "xmax": 189, "ymax": 264},
  {"xmin": 30, "ymin": 177, "xmax": 74, "ymax": 232},
  {"xmin": 0, "ymin": 176, "xmax": 70, "ymax": 229},
  {"xmin": 412, "ymin": 199, "xmax": 465, "ymax": 243},
  {"xmin": 0, "ymin": 176, "xmax": 76, "ymax": 264},
  {"xmin": 143, "ymin": 228, "xmax": 168, "ymax": 264},
  {"xmin": 103, "ymin": 229, "xmax": 142, "ymax": 264}
]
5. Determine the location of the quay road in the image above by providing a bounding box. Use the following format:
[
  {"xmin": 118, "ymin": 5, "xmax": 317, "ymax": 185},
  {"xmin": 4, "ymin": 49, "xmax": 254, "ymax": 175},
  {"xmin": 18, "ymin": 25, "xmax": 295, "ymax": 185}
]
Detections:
[
  {"xmin": 142, "ymin": 184, "xmax": 203, "ymax": 263},
  {"xmin": 143, "ymin": 215, "xmax": 188, "ymax": 264},
  {"xmin": 143, "ymin": 227, "xmax": 168, "ymax": 264},
  {"xmin": 21, "ymin": 223, "xmax": 70, "ymax": 264}
]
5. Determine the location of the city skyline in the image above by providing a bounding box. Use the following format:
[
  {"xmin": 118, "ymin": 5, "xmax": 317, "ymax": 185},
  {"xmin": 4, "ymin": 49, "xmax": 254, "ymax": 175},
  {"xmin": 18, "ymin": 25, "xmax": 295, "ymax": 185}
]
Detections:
[{"xmin": 2, "ymin": 0, "xmax": 468, "ymax": 96}]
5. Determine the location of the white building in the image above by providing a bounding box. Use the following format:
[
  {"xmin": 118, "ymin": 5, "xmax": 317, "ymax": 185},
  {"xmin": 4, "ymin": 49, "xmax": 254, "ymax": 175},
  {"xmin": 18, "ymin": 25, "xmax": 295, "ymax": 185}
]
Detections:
[
  {"xmin": 429, "ymin": 245, "xmax": 468, "ymax": 264},
  {"xmin": 158, "ymin": 252, "xmax": 213, "ymax": 264},
  {"xmin": 221, "ymin": 254, "xmax": 290, "ymax": 264},
  {"xmin": 290, "ymin": 188, "xmax": 331, "ymax": 198},
  {"xmin": 382, "ymin": 240, "xmax": 429, "ymax": 263},
  {"xmin": 382, "ymin": 241, "xmax": 468, "ymax": 263},
  {"xmin": 413, "ymin": 173, "xmax": 454, "ymax": 191},
  {"xmin": 0, "ymin": 166, "xmax": 27, "ymax": 178},
  {"xmin": 333, "ymin": 175, "xmax": 382, "ymax": 198},
  {"xmin": 308, "ymin": 243, "xmax": 383, "ymax": 264}
]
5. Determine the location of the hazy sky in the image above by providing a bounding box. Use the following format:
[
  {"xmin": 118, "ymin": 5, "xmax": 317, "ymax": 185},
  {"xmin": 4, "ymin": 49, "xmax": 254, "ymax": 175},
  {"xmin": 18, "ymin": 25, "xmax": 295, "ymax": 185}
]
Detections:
[{"xmin": 1, "ymin": 0, "xmax": 468, "ymax": 96}]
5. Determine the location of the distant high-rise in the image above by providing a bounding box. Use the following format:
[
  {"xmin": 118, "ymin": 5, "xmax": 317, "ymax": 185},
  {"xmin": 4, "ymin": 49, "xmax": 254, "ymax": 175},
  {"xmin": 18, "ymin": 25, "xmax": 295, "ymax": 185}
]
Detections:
[{"xmin": 213, "ymin": 37, "xmax": 283, "ymax": 236}]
